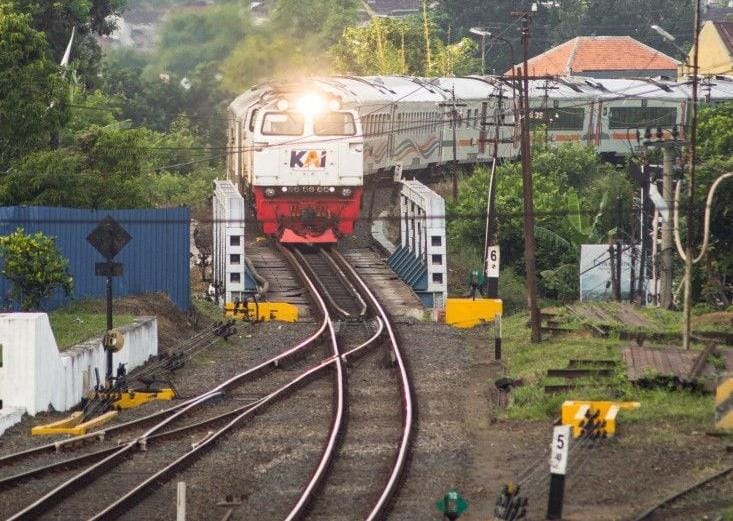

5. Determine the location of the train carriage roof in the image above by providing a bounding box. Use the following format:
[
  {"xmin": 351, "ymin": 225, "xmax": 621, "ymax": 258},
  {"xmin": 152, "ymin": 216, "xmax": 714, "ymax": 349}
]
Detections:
[{"xmin": 432, "ymin": 76, "xmax": 508, "ymax": 103}]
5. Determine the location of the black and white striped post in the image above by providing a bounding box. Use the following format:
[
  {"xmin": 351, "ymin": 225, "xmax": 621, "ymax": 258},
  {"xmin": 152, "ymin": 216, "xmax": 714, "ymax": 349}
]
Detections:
[{"xmin": 546, "ymin": 424, "xmax": 571, "ymax": 520}]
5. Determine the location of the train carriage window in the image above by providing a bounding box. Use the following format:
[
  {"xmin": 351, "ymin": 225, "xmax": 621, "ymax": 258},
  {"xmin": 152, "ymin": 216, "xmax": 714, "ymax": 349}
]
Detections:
[
  {"xmin": 248, "ymin": 109, "xmax": 259, "ymax": 132},
  {"xmin": 397, "ymin": 113, "xmax": 402, "ymax": 132},
  {"xmin": 608, "ymin": 107, "xmax": 677, "ymax": 129},
  {"xmin": 314, "ymin": 112, "xmax": 356, "ymax": 136},
  {"xmin": 261, "ymin": 112, "xmax": 304, "ymax": 135},
  {"xmin": 528, "ymin": 107, "xmax": 585, "ymax": 131}
]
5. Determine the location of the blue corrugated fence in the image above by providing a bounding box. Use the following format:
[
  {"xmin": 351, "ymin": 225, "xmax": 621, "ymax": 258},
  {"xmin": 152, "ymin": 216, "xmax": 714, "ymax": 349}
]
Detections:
[{"xmin": 0, "ymin": 206, "xmax": 190, "ymax": 310}]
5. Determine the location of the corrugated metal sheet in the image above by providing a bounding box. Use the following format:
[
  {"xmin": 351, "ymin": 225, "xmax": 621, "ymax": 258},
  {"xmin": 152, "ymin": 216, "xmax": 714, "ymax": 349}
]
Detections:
[{"xmin": 0, "ymin": 207, "xmax": 190, "ymax": 310}]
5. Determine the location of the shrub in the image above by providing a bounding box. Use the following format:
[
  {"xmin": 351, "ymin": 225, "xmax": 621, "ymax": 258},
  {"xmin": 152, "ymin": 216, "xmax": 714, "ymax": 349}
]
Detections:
[{"xmin": 0, "ymin": 228, "xmax": 73, "ymax": 310}]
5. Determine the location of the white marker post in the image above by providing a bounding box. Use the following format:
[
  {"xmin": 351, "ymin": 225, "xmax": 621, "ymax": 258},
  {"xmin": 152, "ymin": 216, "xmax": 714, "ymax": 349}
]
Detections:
[
  {"xmin": 547, "ymin": 424, "xmax": 571, "ymax": 520},
  {"xmin": 177, "ymin": 481, "xmax": 186, "ymax": 521}
]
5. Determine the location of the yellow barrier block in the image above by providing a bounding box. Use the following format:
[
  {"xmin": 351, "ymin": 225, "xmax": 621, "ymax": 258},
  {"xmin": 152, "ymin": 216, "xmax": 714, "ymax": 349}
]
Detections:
[
  {"xmin": 225, "ymin": 301, "xmax": 298, "ymax": 323},
  {"xmin": 32, "ymin": 411, "xmax": 118, "ymax": 436},
  {"xmin": 715, "ymin": 376, "xmax": 733, "ymax": 431},
  {"xmin": 561, "ymin": 400, "xmax": 640, "ymax": 438},
  {"xmin": 113, "ymin": 388, "xmax": 176, "ymax": 410},
  {"xmin": 444, "ymin": 298, "xmax": 502, "ymax": 328}
]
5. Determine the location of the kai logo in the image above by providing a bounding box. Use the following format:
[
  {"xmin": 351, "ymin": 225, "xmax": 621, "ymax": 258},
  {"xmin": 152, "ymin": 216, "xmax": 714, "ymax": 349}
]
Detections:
[{"xmin": 290, "ymin": 150, "xmax": 326, "ymax": 169}]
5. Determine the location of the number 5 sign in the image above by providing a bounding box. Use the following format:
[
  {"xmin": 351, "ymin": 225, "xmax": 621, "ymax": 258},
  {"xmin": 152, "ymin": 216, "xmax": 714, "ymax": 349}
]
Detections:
[{"xmin": 549, "ymin": 425, "xmax": 571, "ymax": 475}]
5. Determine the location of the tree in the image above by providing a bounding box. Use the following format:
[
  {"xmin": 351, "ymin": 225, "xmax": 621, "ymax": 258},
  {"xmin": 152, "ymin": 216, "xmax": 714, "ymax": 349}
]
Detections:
[
  {"xmin": 271, "ymin": 0, "xmax": 359, "ymax": 45},
  {"xmin": 331, "ymin": 15, "xmax": 478, "ymax": 76},
  {"xmin": 0, "ymin": 3, "xmax": 69, "ymax": 168},
  {"xmin": 0, "ymin": 229, "xmax": 73, "ymax": 311},
  {"xmin": 12, "ymin": 0, "xmax": 127, "ymax": 85},
  {"xmin": 153, "ymin": 4, "xmax": 249, "ymax": 77}
]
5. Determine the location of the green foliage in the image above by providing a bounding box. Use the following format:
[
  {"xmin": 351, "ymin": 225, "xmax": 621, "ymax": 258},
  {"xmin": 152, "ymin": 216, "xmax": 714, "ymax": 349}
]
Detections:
[
  {"xmin": 1, "ymin": 116, "xmax": 221, "ymax": 210},
  {"xmin": 222, "ymin": 0, "xmax": 360, "ymax": 91},
  {"xmin": 331, "ymin": 14, "xmax": 478, "ymax": 76},
  {"xmin": 698, "ymin": 103, "xmax": 733, "ymax": 159},
  {"xmin": 154, "ymin": 4, "xmax": 248, "ymax": 76},
  {"xmin": 271, "ymin": 0, "xmax": 359, "ymax": 45},
  {"xmin": 49, "ymin": 300, "xmax": 135, "ymax": 349},
  {"xmin": 0, "ymin": 3, "xmax": 69, "ymax": 168},
  {"xmin": 13, "ymin": 0, "xmax": 127, "ymax": 85},
  {"xmin": 448, "ymin": 144, "xmax": 634, "ymax": 303},
  {"xmin": 0, "ymin": 228, "xmax": 73, "ymax": 311}
]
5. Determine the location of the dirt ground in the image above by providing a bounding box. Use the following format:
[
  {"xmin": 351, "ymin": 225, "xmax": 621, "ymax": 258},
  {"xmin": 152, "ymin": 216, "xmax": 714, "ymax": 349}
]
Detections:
[{"xmin": 459, "ymin": 327, "xmax": 733, "ymax": 521}]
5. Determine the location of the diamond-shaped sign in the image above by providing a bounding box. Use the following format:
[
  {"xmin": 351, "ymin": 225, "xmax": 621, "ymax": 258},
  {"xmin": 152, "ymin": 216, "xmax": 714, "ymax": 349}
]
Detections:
[{"xmin": 87, "ymin": 216, "xmax": 132, "ymax": 260}]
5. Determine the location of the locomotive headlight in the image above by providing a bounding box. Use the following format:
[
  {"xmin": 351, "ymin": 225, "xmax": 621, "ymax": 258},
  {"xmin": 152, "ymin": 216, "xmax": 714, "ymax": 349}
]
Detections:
[
  {"xmin": 265, "ymin": 187, "xmax": 276, "ymax": 198},
  {"xmin": 276, "ymin": 98, "xmax": 289, "ymax": 111},
  {"xmin": 281, "ymin": 186, "xmax": 288, "ymax": 192},
  {"xmin": 329, "ymin": 186, "xmax": 336, "ymax": 193},
  {"xmin": 341, "ymin": 188, "xmax": 353, "ymax": 197},
  {"xmin": 297, "ymin": 93, "xmax": 325, "ymax": 115}
]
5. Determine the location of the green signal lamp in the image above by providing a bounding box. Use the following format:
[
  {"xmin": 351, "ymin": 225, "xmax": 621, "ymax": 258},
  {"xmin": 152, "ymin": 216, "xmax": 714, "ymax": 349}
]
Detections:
[{"xmin": 436, "ymin": 489, "xmax": 469, "ymax": 520}]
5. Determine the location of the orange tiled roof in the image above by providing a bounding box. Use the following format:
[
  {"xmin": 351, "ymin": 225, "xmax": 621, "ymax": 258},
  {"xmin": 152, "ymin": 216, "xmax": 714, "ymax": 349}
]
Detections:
[{"xmin": 507, "ymin": 36, "xmax": 680, "ymax": 76}]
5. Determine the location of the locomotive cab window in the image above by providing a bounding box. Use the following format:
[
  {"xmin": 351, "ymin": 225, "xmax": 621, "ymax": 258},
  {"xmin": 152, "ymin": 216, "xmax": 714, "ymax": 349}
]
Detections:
[
  {"xmin": 314, "ymin": 112, "xmax": 356, "ymax": 136},
  {"xmin": 261, "ymin": 112, "xmax": 304, "ymax": 135},
  {"xmin": 248, "ymin": 109, "xmax": 259, "ymax": 132}
]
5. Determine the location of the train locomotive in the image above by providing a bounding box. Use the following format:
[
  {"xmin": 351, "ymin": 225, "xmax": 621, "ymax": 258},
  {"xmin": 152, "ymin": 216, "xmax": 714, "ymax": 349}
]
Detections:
[{"xmin": 227, "ymin": 74, "xmax": 733, "ymax": 244}]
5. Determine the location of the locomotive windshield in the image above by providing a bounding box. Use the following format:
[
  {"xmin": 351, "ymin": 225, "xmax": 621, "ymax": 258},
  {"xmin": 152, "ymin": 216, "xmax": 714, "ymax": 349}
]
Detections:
[
  {"xmin": 314, "ymin": 112, "xmax": 356, "ymax": 136},
  {"xmin": 261, "ymin": 112, "xmax": 304, "ymax": 135}
]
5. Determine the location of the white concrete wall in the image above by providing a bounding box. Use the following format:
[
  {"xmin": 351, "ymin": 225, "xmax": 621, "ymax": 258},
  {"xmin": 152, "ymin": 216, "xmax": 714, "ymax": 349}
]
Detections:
[
  {"xmin": 0, "ymin": 314, "xmax": 157, "ymax": 416},
  {"xmin": 400, "ymin": 180, "xmax": 448, "ymax": 308},
  {"xmin": 213, "ymin": 180, "xmax": 246, "ymax": 304}
]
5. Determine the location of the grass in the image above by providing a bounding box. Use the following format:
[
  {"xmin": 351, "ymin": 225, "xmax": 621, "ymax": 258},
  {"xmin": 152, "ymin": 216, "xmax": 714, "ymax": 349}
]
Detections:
[
  {"xmin": 48, "ymin": 300, "xmax": 136, "ymax": 350},
  {"xmin": 500, "ymin": 312, "xmax": 714, "ymax": 426}
]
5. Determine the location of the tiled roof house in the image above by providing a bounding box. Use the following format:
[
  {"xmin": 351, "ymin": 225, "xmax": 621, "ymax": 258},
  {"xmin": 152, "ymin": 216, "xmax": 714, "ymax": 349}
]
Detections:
[{"xmin": 506, "ymin": 36, "xmax": 679, "ymax": 79}]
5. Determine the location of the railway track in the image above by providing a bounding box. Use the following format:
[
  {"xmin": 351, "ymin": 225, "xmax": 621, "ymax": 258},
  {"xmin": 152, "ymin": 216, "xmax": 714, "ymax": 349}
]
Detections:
[
  {"xmin": 631, "ymin": 464, "xmax": 733, "ymax": 521},
  {"xmin": 0, "ymin": 243, "xmax": 412, "ymax": 520}
]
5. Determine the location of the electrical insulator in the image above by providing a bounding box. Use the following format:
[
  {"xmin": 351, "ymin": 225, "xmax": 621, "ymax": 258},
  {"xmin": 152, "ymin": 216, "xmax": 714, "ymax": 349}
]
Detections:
[
  {"xmin": 656, "ymin": 127, "xmax": 663, "ymax": 139},
  {"xmin": 644, "ymin": 127, "xmax": 652, "ymax": 140}
]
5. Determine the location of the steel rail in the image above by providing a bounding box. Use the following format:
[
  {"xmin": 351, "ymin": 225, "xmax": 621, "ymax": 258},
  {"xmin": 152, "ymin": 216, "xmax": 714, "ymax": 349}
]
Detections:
[
  {"xmin": 292, "ymin": 247, "xmax": 364, "ymax": 319},
  {"xmin": 0, "ymin": 312, "xmax": 382, "ymax": 493},
  {"xmin": 279, "ymin": 243, "xmax": 346, "ymax": 521},
  {"xmin": 318, "ymin": 248, "xmax": 368, "ymax": 317},
  {"xmin": 89, "ymin": 324, "xmax": 391, "ymax": 521},
  {"xmin": 0, "ymin": 324, "xmax": 228, "ymax": 469},
  {"xmin": 84, "ymin": 243, "xmax": 348, "ymax": 521},
  {"xmin": 330, "ymin": 248, "xmax": 415, "ymax": 521},
  {"xmin": 631, "ymin": 464, "xmax": 733, "ymax": 521},
  {"xmin": 7, "ymin": 251, "xmax": 334, "ymax": 520}
]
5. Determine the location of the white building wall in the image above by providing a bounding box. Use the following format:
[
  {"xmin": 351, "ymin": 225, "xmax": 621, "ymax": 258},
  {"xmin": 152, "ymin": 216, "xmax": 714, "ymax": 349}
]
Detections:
[{"xmin": 0, "ymin": 314, "xmax": 157, "ymax": 416}]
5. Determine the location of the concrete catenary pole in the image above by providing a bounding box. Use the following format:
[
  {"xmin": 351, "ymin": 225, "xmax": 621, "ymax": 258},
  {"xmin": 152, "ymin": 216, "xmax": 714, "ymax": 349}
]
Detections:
[{"xmin": 683, "ymin": 0, "xmax": 701, "ymax": 350}]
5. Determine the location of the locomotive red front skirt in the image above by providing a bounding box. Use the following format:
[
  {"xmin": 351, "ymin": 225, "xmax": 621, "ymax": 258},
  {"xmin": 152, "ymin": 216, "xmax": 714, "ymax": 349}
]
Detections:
[{"xmin": 252, "ymin": 186, "xmax": 363, "ymax": 244}]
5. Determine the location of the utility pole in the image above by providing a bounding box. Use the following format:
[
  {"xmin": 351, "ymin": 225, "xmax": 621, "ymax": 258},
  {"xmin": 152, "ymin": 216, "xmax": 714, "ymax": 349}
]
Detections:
[
  {"xmin": 484, "ymin": 86, "xmax": 504, "ymax": 298},
  {"xmin": 512, "ymin": 9, "xmax": 542, "ymax": 343},
  {"xmin": 683, "ymin": 0, "xmax": 701, "ymax": 350},
  {"xmin": 538, "ymin": 79, "xmax": 558, "ymax": 147},
  {"xmin": 660, "ymin": 144, "xmax": 675, "ymax": 308}
]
